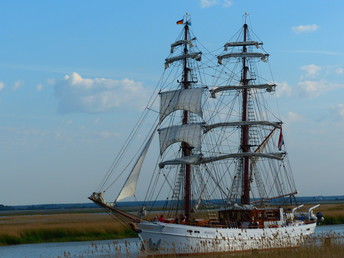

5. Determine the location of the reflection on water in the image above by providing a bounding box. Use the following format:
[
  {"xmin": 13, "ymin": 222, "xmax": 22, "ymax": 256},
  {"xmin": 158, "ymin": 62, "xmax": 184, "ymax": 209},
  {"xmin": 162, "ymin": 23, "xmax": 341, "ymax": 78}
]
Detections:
[
  {"xmin": 1, "ymin": 224, "xmax": 343, "ymax": 258},
  {"xmin": 315, "ymin": 224, "xmax": 344, "ymax": 234},
  {"xmin": 0, "ymin": 238, "xmax": 142, "ymax": 258}
]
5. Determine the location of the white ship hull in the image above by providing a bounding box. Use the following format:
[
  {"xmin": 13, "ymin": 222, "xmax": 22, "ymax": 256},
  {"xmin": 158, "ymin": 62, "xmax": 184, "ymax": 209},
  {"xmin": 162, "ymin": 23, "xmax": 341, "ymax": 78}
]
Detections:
[{"xmin": 138, "ymin": 221, "xmax": 316, "ymax": 254}]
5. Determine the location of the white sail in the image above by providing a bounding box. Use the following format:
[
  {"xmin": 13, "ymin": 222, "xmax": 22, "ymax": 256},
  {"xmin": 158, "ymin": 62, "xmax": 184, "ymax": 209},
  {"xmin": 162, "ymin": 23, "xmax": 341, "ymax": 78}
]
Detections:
[
  {"xmin": 160, "ymin": 88, "xmax": 203, "ymax": 122},
  {"xmin": 116, "ymin": 132, "xmax": 154, "ymax": 202},
  {"xmin": 158, "ymin": 123, "xmax": 203, "ymax": 155}
]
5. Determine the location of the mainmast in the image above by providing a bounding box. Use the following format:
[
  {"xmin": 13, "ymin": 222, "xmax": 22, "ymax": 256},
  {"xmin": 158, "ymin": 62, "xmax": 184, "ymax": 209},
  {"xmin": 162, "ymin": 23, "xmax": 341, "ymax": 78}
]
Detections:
[
  {"xmin": 182, "ymin": 22, "xmax": 191, "ymax": 221},
  {"xmin": 241, "ymin": 23, "xmax": 250, "ymax": 205}
]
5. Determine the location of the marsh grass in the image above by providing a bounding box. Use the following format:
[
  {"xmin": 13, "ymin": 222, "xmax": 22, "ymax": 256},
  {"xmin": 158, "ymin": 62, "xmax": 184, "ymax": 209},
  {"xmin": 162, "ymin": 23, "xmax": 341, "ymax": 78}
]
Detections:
[
  {"xmin": 313, "ymin": 204, "xmax": 344, "ymax": 225},
  {"xmin": 176, "ymin": 233, "xmax": 344, "ymax": 258},
  {"xmin": 0, "ymin": 213, "xmax": 137, "ymax": 245}
]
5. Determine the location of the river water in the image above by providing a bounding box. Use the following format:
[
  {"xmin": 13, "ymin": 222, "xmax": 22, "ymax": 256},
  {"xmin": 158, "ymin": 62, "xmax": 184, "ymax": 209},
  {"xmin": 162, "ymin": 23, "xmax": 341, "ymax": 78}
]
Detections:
[{"xmin": 1, "ymin": 224, "xmax": 343, "ymax": 258}]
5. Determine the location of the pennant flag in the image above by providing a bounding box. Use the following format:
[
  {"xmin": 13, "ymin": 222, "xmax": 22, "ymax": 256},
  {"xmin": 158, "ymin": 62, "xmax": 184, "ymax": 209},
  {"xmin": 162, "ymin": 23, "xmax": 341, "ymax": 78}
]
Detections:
[
  {"xmin": 176, "ymin": 19, "xmax": 184, "ymax": 25},
  {"xmin": 278, "ymin": 128, "xmax": 284, "ymax": 150}
]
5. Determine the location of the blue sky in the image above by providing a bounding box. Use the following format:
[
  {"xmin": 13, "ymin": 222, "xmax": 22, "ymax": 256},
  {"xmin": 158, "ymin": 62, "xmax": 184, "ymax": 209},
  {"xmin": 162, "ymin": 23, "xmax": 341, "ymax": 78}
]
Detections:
[{"xmin": 1, "ymin": 0, "xmax": 344, "ymax": 205}]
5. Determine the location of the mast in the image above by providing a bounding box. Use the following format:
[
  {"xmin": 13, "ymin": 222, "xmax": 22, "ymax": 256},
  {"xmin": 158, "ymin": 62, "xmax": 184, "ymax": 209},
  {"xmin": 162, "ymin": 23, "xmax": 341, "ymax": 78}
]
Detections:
[
  {"xmin": 182, "ymin": 22, "xmax": 191, "ymax": 221},
  {"xmin": 241, "ymin": 22, "xmax": 250, "ymax": 205}
]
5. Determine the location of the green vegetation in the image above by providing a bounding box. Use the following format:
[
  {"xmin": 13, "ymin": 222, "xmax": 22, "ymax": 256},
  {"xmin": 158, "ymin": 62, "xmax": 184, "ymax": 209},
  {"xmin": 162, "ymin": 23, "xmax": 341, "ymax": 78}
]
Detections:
[
  {"xmin": 0, "ymin": 228, "xmax": 137, "ymax": 246},
  {"xmin": 317, "ymin": 204, "xmax": 344, "ymax": 225},
  {"xmin": 0, "ymin": 212, "xmax": 137, "ymax": 246},
  {"xmin": 322, "ymin": 215, "xmax": 344, "ymax": 225}
]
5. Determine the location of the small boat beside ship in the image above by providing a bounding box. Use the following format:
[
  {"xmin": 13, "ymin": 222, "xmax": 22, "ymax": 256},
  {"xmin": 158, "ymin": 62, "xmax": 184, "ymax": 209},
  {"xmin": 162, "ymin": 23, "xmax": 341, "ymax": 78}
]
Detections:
[{"xmin": 90, "ymin": 13, "xmax": 321, "ymax": 255}]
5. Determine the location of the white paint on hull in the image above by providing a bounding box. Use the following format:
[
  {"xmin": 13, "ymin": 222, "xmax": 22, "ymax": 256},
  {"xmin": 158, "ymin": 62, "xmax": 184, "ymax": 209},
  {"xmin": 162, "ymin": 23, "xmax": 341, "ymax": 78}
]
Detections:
[{"xmin": 138, "ymin": 221, "xmax": 316, "ymax": 254}]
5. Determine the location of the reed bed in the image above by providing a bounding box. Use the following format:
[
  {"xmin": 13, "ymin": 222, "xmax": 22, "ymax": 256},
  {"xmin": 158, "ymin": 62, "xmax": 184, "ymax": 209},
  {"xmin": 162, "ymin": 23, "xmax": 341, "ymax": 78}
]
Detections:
[
  {"xmin": 175, "ymin": 233, "xmax": 344, "ymax": 258},
  {"xmin": 70, "ymin": 232, "xmax": 344, "ymax": 257},
  {"xmin": 317, "ymin": 204, "xmax": 344, "ymax": 224},
  {"xmin": 0, "ymin": 213, "xmax": 136, "ymax": 245}
]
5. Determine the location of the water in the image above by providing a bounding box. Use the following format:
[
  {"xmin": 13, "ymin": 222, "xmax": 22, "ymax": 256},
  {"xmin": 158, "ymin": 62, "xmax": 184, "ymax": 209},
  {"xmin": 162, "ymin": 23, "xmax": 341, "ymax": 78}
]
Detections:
[
  {"xmin": 0, "ymin": 238, "xmax": 142, "ymax": 258},
  {"xmin": 1, "ymin": 224, "xmax": 343, "ymax": 258},
  {"xmin": 314, "ymin": 223, "xmax": 344, "ymax": 234}
]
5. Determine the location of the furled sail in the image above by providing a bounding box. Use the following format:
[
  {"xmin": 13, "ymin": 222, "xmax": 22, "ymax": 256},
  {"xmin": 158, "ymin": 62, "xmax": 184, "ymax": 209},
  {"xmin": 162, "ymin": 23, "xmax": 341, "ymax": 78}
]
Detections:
[
  {"xmin": 204, "ymin": 121, "xmax": 281, "ymax": 132},
  {"xmin": 218, "ymin": 53, "xmax": 269, "ymax": 64},
  {"xmin": 159, "ymin": 154, "xmax": 202, "ymax": 168},
  {"xmin": 160, "ymin": 88, "xmax": 203, "ymax": 122},
  {"xmin": 210, "ymin": 84, "xmax": 276, "ymax": 97},
  {"xmin": 224, "ymin": 41, "xmax": 263, "ymax": 50},
  {"xmin": 115, "ymin": 132, "xmax": 155, "ymax": 202},
  {"xmin": 170, "ymin": 38, "xmax": 196, "ymax": 53},
  {"xmin": 158, "ymin": 123, "xmax": 203, "ymax": 155},
  {"xmin": 165, "ymin": 52, "xmax": 202, "ymax": 68},
  {"xmin": 159, "ymin": 152, "xmax": 285, "ymax": 168}
]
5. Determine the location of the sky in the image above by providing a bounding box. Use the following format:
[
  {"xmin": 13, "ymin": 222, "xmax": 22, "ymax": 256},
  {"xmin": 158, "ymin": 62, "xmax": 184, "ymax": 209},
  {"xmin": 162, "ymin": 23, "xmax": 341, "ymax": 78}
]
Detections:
[{"xmin": 1, "ymin": 0, "xmax": 344, "ymax": 205}]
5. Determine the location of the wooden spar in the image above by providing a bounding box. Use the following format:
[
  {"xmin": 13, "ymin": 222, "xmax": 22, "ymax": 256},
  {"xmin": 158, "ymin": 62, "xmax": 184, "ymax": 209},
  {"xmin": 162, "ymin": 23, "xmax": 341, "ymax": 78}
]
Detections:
[
  {"xmin": 254, "ymin": 127, "xmax": 278, "ymax": 153},
  {"xmin": 182, "ymin": 22, "xmax": 191, "ymax": 221},
  {"xmin": 88, "ymin": 195, "xmax": 141, "ymax": 223},
  {"xmin": 241, "ymin": 23, "xmax": 250, "ymax": 205}
]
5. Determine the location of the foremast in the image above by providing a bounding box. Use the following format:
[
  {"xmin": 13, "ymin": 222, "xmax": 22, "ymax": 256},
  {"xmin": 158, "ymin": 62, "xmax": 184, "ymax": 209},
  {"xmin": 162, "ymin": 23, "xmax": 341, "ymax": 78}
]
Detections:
[
  {"xmin": 161, "ymin": 14, "xmax": 202, "ymax": 221},
  {"xmin": 181, "ymin": 22, "xmax": 192, "ymax": 221}
]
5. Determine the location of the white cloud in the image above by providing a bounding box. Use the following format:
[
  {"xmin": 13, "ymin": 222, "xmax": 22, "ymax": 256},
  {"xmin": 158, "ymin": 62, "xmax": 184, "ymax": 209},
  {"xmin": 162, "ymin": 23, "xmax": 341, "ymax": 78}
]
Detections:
[
  {"xmin": 286, "ymin": 50, "xmax": 344, "ymax": 56},
  {"xmin": 200, "ymin": 0, "xmax": 233, "ymax": 8},
  {"xmin": 99, "ymin": 131, "xmax": 120, "ymax": 138},
  {"xmin": 275, "ymin": 81, "xmax": 292, "ymax": 97},
  {"xmin": 0, "ymin": 82, "xmax": 5, "ymax": 91},
  {"xmin": 300, "ymin": 64, "xmax": 321, "ymax": 78},
  {"xmin": 36, "ymin": 83, "xmax": 44, "ymax": 91},
  {"xmin": 335, "ymin": 68, "xmax": 344, "ymax": 75},
  {"xmin": 291, "ymin": 24, "xmax": 319, "ymax": 34},
  {"xmin": 47, "ymin": 78, "xmax": 56, "ymax": 85},
  {"xmin": 285, "ymin": 111, "xmax": 303, "ymax": 123},
  {"xmin": 335, "ymin": 104, "xmax": 344, "ymax": 120},
  {"xmin": 13, "ymin": 80, "xmax": 24, "ymax": 90},
  {"xmin": 200, "ymin": 0, "xmax": 219, "ymax": 8},
  {"xmin": 52, "ymin": 72, "xmax": 150, "ymax": 114},
  {"xmin": 298, "ymin": 80, "xmax": 344, "ymax": 97},
  {"xmin": 222, "ymin": 0, "xmax": 233, "ymax": 7},
  {"xmin": 93, "ymin": 118, "xmax": 100, "ymax": 125}
]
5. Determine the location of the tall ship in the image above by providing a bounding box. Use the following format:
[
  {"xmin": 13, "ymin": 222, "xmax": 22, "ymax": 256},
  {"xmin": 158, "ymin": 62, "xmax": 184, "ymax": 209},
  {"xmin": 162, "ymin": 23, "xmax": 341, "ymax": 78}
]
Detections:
[{"xmin": 90, "ymin": 14, "xmax": 320, "ymax": 254}]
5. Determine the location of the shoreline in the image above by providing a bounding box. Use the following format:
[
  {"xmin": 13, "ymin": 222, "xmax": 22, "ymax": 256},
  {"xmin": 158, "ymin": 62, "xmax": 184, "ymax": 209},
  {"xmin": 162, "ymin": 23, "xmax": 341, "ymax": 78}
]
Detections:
[{"xmin": 1, "ymin": 203, "xmax": 343, "ymax": 246}]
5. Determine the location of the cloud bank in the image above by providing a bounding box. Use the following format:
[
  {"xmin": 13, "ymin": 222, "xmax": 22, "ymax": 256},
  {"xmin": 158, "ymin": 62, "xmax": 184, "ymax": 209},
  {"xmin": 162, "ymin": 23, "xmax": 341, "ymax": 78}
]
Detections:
[
  {"xmin": 275, "ymin": 81, "xmax": 292, "ymax": 97},
  {"xmin": 13, "ymin": 80, "xmax": 24, "ymax": 90},
  {"xmin": 292, "ymin": 24, "xmax": 319, "ymax": 34},
  {"xmin": 200, "ymin": 0, "xmax": 233, "ymax": 8},
  {"xmin": 298, "ymin": 80, "xmax": 344, "ymax": 98},
  {"xmin": 300, "ymin": 64, "xmax": 321, "ymax": 78},
  {"xmin": 335, "ymin": 104, "xmax": 344, "ymax": 120},
  {"xmin": 52, "ymin": 72, "xmax": 149, "ymax": 114}
]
